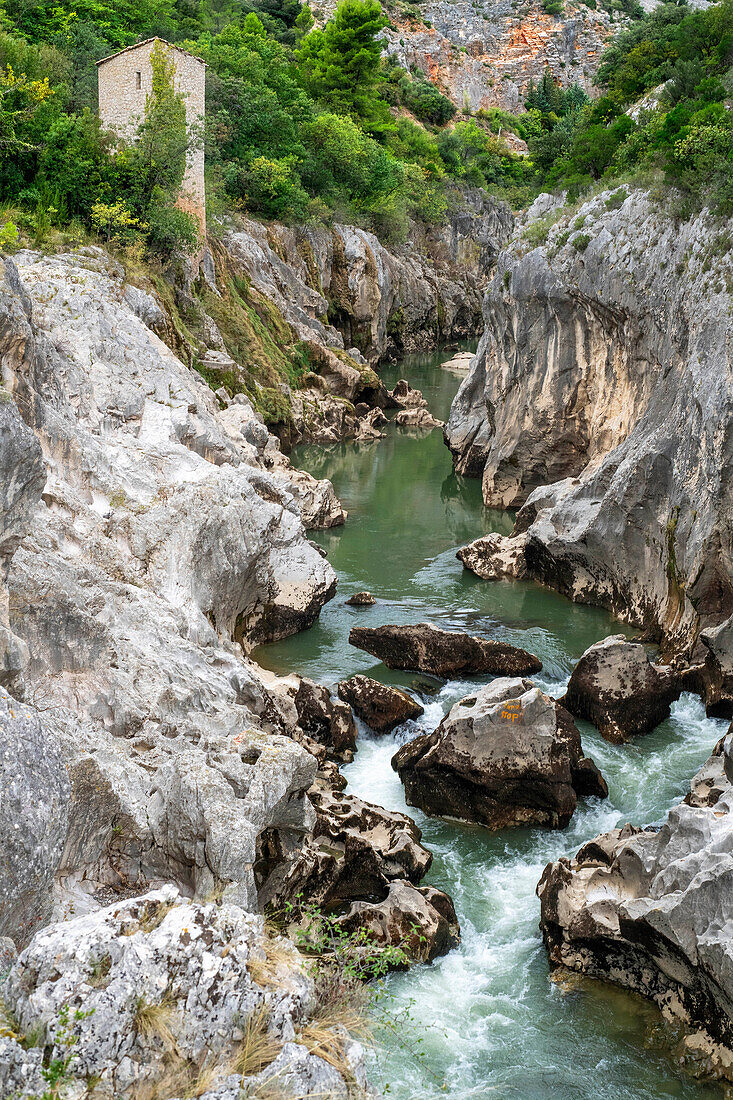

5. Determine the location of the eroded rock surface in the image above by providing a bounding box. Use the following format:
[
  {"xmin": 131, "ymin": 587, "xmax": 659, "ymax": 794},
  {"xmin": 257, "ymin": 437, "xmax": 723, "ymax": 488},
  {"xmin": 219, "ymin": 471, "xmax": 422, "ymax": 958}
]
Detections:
[
  {"xmin": 225, "ymin": 195, "xmax": 511, "ymax": 369},
  {"xmin": 560, "ymin": 635, "xmax": 684, "ymax": 742},
  {"xmin": 448, "ymin": 190, "xmax": 733, "ymax": 654},
  {"xmin": 392, "ymin": 678, "xmax": 607, "ymax": 829},
  {"xmin": 0, "ymin": 249, "xmax": 341, "ymax": 914},
  {"xmin": 256, "ymin": 788, "xmax": 458, "ymax": 962},
  {"xmin": 337, "ymin": 674, "xmax": 424, "ymax": 733},
  {"xmin": 349, "ymin": 622, "xmax": 541, "ymax": 678},
  {"xmin": 0, "ymin": 688, "xmax": 70, "ymax": 945},
  {"xmin": 538, "ymin": 728, "xmax": 733, "ymax": 1077},
  {"xmin": 1, "ymin": 886, "xmax": 368, "ymax": 1100},
  {"xmin": 0, "ymin": 398, "xmax": 44, "ymax": 696}
]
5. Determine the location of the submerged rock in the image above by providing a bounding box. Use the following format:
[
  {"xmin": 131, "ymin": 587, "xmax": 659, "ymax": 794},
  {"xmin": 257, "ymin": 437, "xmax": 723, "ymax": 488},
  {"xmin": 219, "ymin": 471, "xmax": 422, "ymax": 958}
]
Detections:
[
  {"xmin": 345, "ymin": 591, "xmax": 376, "ymax": 607},
  {"xmin": 337, "ymin": 674, "xmax": 424, "ymax": 733},
  {"xmin": 560, "ymin": 635, "xmax": 684, "ymax": 742},
  {"xmin": 1, "ymin": 886, "xmax": 368, "ymax": 1100},
  {"xmin": 538, "ymin": 730, "xmax": 733, "ymax": 1078},
  {"xmin": 349, "ymin": 622, "xmax": 541, "ymax": 678},
  {"xmin": 392, "ymin": 678, "xmax": 607, "ymax": 829}
]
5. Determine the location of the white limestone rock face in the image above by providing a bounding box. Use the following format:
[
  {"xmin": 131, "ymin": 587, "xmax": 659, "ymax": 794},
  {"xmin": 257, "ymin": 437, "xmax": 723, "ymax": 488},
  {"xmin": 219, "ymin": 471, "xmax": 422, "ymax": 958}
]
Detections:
[
  {"xmin": 1, "ymin": 886, "xmax": 368, "ymax": 1100},
  {"xmin": 447, "ymin": 190, "xmax": 733, "ymax": 654},
  {"xmin": 0, "ymin": 688, "xmax": 70, "ymax": 945},
  {"xmin": 538, "ymin": 724, "xmax": 733, "ymax": 1079},
  {"xmin": 225, "ymin": 193, "xmax": 512, "ymax": 366},
  {"xmin": 0, "ymin": 249, "xmax": 339, "ymax": 912},
  {"xmin": 0, "ymin": 394, "xmax": 45, "ymax": 695}
]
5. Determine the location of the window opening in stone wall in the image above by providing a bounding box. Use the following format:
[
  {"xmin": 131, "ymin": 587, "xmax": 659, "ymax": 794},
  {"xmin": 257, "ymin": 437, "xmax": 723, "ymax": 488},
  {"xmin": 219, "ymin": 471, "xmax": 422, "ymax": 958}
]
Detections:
[{"xmin": 135, "ymin": 71, "xmax": 141, "ymax": 89}]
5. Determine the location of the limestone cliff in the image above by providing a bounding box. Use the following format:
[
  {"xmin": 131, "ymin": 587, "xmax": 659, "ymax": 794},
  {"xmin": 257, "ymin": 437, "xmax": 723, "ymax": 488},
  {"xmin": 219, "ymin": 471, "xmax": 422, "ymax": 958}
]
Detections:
[
  {"xmin": 0, "ymin": 246, "xmax": 340, "ymax": 918},
  {"xmin": 446, "ymin": 189, "xmax": 733, "ymax": 655},
  {"xmin": 384, "ymin": 0, "xmax": 612, "ymax": 113}
]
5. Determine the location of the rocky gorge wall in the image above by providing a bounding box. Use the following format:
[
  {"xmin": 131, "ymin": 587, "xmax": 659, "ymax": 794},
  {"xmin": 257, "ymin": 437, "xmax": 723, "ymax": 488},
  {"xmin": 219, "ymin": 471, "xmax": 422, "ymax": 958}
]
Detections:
[
  {"xmin": 315, "ymin": 0, "xmax": 613, "ymax": 114},
  {"xmin": 0, "ymin": 234, "xmax": 468, "ymax": 1098},
  {"xmin": 446, "ymin": 189, "xmax": 733, "ymax": 656}
]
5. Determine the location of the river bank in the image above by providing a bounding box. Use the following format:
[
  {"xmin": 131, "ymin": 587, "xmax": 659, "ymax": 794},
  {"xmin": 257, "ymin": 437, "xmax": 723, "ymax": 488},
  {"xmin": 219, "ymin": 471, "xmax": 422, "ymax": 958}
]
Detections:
[{"xmin": 256, "ymin": 349, "xmax": 730, "ymax": 1100}]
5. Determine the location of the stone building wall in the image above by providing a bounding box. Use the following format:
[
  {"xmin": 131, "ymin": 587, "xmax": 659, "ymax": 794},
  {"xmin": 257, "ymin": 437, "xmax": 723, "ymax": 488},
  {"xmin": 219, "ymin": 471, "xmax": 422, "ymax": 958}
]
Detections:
[{"xmin": 97, "ymin": 38, "xmax": 206, "ymax": 239}]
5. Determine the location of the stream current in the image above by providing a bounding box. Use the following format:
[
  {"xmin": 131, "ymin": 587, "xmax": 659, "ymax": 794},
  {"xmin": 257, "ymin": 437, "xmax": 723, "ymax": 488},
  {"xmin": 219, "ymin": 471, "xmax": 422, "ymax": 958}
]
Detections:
[{"xmin": 256, "ymin": 348, "xmax": 729, "ymax": 1100}]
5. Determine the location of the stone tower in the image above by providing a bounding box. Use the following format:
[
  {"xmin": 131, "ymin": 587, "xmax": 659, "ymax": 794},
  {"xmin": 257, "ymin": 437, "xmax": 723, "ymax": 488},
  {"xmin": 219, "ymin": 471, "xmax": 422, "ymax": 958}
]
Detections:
[{"xmin": 97, "ymin": 38, "xmax": 206, "ymax": 241}]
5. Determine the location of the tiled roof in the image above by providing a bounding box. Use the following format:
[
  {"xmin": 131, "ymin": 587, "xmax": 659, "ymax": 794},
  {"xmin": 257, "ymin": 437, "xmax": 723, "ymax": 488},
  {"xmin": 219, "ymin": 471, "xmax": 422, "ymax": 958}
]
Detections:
[{"xmin": 96, "ymin": 37, "xmax": 206, "ymax": 67}]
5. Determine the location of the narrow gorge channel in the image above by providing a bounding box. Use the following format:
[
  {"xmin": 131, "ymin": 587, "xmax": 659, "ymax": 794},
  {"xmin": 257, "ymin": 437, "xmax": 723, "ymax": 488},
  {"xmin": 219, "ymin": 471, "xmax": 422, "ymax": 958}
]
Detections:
[{"xmin": 257, "ymin": 349, "xmax": 730, "ymax": 1100}]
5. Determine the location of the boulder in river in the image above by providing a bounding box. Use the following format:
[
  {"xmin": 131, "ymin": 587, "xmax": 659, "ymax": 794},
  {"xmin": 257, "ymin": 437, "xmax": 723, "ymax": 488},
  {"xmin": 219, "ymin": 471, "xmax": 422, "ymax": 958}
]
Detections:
[
  {"xmin": 337, "ymin": 674, "xmax": 424, "ymax": 733},
  {"xmin": 345, "ymin": 591, "xmax": 376, "ymax": 607},
  {"xmin": 392, "ymin": 678, "xmax": 607, "ymax": 829},
  {"xmin": 293, "ymin": 677, "xmax": 358, "ymax": 760},
  {"xmin": 394, "ymin": 407, "xmax": 444, "ymax": 430},
  {"xmin": 560, "ymin": 635, "xmax": 684, "ymax": 742},
  {"xmin": 390, "ymin": 379, "xmax": 428, "ymax": 408},
  {"xmin": 537, "ymin": 729, "xmax": 733, "ymax": 1074},
  {"xmin": 338, "ymin": 880, "xmax": 460, "ymax": 963},
  {"xmin": 256, "ymin": 788, "xmax": 458, "ymax": 962},
  {"xmin": 349, "ymin": 622, "xmax": 541, "ymax": 678}
]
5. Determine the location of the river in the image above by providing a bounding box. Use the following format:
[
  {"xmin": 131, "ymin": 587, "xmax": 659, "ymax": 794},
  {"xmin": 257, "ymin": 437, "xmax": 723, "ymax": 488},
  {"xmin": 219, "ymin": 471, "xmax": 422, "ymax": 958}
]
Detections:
[{"xmin": 255, "ymin": 348, "xmax": 729, "ymax": 1100}]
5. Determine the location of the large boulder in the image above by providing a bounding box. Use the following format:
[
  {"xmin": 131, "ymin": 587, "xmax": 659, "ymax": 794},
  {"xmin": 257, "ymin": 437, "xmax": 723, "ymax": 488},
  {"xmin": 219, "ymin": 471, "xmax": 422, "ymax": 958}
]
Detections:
[
  {"xmin": 337, "ymin": 674, "xmax": 424, "ymax": 733},
  {"xmin": 537, "ymin": 731, "xmax": 733, "ymax": 1076},
  {"xmin": 1, "ymin": 886, "xmax": 368, "ymax": 1100},
  {"xmin": 256, "ymin": 788, "xmax": 458, "ymax": 962},
  {"xmin": 392, "ymin": 678, "xmax": 607, "ymax": 829},
  {"xmin": 0, "ymin": 688, "xmax": 70, "ymax": 945},
  {"xmin": 560, "ymin": 635, "xmax": 684, "ymax": 742},
  {"xmin": 338, "ymin": 880, "xmax": 460, "ymax": 963},
  {"xmin": 349, "ymin": 622, "xmax": 541, "ymax": 678}
]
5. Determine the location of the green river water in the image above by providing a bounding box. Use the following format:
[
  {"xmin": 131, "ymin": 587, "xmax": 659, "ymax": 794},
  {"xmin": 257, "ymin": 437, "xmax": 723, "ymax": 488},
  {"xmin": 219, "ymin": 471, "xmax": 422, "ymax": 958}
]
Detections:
[{"xmin": 255, "ymin": 348, "xmax": 729, "ymax": 1100}]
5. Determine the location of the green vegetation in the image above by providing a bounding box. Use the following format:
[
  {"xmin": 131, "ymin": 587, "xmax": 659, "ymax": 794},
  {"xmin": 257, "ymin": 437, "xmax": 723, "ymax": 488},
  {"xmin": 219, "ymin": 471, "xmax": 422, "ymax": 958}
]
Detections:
[
  {"xmin": 528, "ymin": 0, "xmax": 733, "ymax": 213},
  {"xmin": 0, "ymin": 0, "xmax": 533, "ymax": 257}
]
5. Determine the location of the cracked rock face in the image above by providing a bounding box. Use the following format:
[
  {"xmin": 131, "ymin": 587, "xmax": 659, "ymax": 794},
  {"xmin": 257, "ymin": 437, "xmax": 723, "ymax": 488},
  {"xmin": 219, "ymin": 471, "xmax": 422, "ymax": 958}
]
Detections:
[
  {"xmin": 0, "ymin": 398, "xmax": 44, "ymax": 695},
  {"xmin": 448, "ymin": 190, "xmax": 733, "ymax": 654},
  {"xmin": 392, "ymin": 678, "xmax": 607, "ymax": 829},
  {"xmin": 225, "ymin": 194, "xmax": 512, "ymax": 366},
  {"xmin": 538, "ymin": 727, "xmax": 733, "ymax": 1078},
  {"xmin": 560, "ymin": 635, "xmax": 685, "ymax": 743},
  {"xmin": 349, "ymin": 621, "xmax": 542, "ymax": 678},
  {"xmin": 0, "ymin": 688, "xmax": 70, "ymax": 945},
  {"xmin": 0, "ymin": 886, "xmax": 367, "ymax": 1100},
  {"xmin": 0, "ymin": 249, "xmax": 342, "ymax": 913}
]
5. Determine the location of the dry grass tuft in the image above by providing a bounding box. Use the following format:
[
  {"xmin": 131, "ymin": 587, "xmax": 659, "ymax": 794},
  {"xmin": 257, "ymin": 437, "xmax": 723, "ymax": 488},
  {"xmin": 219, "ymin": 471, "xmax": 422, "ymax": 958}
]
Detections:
[
  {"xmin": 133, "ymin": 993, "xmax": 179, "ymax": 1053},
  {"xmin": 297, "ymin": 1004, "xmax": 372, "ymax": 1080},
  {"xmin": 247, "ymin": 934, "xmax": 301, "ymax": 990},
  {"xmin": 231, "ymin": 1007, "xmax": 283, "ymax": 1078}
]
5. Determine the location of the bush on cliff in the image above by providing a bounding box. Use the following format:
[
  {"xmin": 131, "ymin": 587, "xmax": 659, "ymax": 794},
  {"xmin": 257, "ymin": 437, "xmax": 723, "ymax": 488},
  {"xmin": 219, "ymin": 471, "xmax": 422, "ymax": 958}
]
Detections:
[{"xmin": 531, "ymin": 0, "xmax": 733, "ymax": 214}]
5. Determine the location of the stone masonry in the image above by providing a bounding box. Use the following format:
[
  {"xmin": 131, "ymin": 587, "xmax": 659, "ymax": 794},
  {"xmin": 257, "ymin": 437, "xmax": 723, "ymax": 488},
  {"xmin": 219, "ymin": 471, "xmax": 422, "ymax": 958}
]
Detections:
[{"xmin": 96, "ymin": 38, "xmax": 206, "ymax": 239}]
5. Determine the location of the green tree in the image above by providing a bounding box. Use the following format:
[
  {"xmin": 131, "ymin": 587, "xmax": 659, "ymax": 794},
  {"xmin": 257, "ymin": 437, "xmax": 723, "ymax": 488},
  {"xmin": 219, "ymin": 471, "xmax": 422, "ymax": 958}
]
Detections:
[
  {"xmin": 133, "ymin": 39, "xmax": 189, "ymax": 198},
  {"xmin": 295, "ymin": 0, "xmax": 389, "ymax": 127}
]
